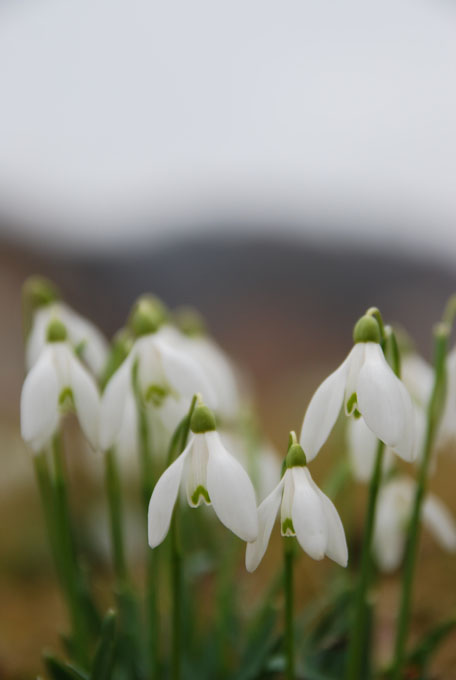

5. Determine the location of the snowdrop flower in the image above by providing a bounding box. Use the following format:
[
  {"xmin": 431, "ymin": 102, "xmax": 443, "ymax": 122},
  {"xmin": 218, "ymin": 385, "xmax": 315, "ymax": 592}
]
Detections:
[
  {"xmin": 26, "ymin": 300, "xmax": 108, "ymax": 378},
  {"xmin": 245, "ymin": 438, "xmax": 348, "ymax": 572},
  {"xmin": 300, "ymin": 313, "xmax": 415, "ymax": 463},
  {"xmin": 401, "ymin": 352, "xmax": 434, "ymax": 408},
  {"xmin": 159, "ymin": 323, "xmax": 241, "ymax": 421},
  {"xmin": 21, "ymin": 319, "xmax": 100, "ymax": 452},
  {"xmin": 148, "ymin": 403, "xmax": 258, "ymax": 546},
  {"xmin": 373, "ymin": 476, "xmax": 456, "ymax": 572},
  {"xmin": 99, "ymin": 300, "xmax": 218, "ymax": 452},
  {"xmin": 438, "ymin": 346, "xmax": 456, "ymax": 445}
]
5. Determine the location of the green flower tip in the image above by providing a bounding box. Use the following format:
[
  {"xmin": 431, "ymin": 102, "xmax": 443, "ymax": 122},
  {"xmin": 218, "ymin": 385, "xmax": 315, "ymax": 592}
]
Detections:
[
  {"xmin": 190, "ymin": 404, "xmax": 217, "ymax": 434},
  {"xmin": 23, "ymin": 276, "xmax": 60, "ymax": 309},
  {"xmin": 353, "ymin": 314, "xmax": 381, "ymax": 344},
  {"xmin": 286, "ymin": 443, "xmax": 307, "ymax": 468},
  {"xmin": 129, "ymin": 295, "xmax": 167, "ymax": 337},
  {"xmin": 46, "ymin": 319, "xmax": 67, "ymax": 343},
  {"xmin": 174, "ymin": 306, "xmax": 206, "ymax": 337}
]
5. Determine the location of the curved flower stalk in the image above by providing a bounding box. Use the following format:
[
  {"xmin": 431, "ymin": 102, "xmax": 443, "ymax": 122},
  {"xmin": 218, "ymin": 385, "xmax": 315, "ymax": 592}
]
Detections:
[
  {"xmin": 437, "ymin": 346, "xmax": 456, "ymax": 445},
  {"xmin": 26, "ymin": 301, "xmax": 108, "ymax": 379},
  {"xmin": 21, "ymin": 319, "xmax": 100, "ymax": 452},
  {"xmin": 245, "ymin": 439, "xmax": 348, "ymax": 572},
  {"xmin": 373, "ymin": 476, "xmax": 456, "ymax": 572},
  {"xmin": 148, "ymin": 402, "xmax": 258, "ymax": 547},
  {"xmin": 300, "ymin": 313, "xmax": 415, "ymax": 463},
  {"xmin": 99, "ymin": 328, "xmax": 218, "ymax": 452}
]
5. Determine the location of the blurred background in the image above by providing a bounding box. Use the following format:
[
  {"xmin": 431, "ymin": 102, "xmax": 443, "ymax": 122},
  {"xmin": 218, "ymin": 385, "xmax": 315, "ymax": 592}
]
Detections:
[{"xmin": 1, "ymin": 0, "xmax": 456, "ymax": 677}]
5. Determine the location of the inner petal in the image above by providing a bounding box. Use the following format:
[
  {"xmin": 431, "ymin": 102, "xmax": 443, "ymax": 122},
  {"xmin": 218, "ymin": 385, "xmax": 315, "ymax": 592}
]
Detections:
[
  {"xmin": 280, "ymin": 473, "xmax": 295, "ymax": 536},
  {"xmin": 186, "ymin": 436, "xmax": 211, "ymax": 507}
]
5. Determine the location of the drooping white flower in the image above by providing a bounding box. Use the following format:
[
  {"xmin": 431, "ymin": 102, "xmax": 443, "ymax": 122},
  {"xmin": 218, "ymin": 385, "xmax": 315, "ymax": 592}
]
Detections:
[
  {"xmin": 158, "ymin": 325, "xmax": 241, "ymax": 421},
  {"xmin": 401, "ymin": 352, "xmax": 434, "ymax": 408},
  {"xmin": 26, "ymin": 301, "xmax": 108, "ymax": 378},
  {"xmin": 373, "ymin": 476, "xmax": 456, "ymax": 572},
  {"xmin": 21, "ymin": 320, "xmax": 100, "ymax": 452},
  {"xmin": 99, "ymin": 328, "xmax": 218, "ymax": 452},
  {"xmin": 346, "ymin": 416, "xmax": 395, "ymax": 482},
  {"xmin": 300, "ymin": 314, "xmax": 415, "ymax": 463},
  {"xmin": 148, "ymin": 404, "xmax": 258, "ymax": 546},
  {"xmin": 245, "ymin": 441, "xmax": 348, "ymax": 572},
  {"xmin": 437, "ymin": 346, "xmax": 456, "ymax": 445}
]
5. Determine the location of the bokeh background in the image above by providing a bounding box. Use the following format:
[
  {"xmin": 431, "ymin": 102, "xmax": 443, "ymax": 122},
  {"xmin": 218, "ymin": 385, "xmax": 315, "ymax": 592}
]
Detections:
[{"xmin": 1, "ymin": 1, "xmax": 456, "ymax": 677}]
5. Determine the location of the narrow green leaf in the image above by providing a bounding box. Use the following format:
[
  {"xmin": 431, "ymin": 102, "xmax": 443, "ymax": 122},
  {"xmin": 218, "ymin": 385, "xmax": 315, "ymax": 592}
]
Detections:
[
  {"xmin": 90, "ymin": 610, "xmax": 117, "ymax": 680},
  {"xmin": 43, "ymin": 653, "xmax": 88, "ymax": 680}
]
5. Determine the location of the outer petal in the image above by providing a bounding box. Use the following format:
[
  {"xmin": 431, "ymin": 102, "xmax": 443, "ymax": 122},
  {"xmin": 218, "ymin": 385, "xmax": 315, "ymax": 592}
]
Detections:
[
  {"xmin": 148, "ymin": 443, "xmax": 191, "ymax": 548},
  {"xmin": 245, "ymin": 479, "xmax": 284, "ymax": 572},
  {"xmin": 300, "ymin": 353, "xmax": 350, "ymax": 461},
  {"xmin": 373, "ymin": 479, "xmax": 411, "ymax": 572},
  {"xmin": 401, "ymin": 353, "xmax": 434, "ymax": 407},
  {"xmin": 155, "ymin": 337, "xmax": 219, "ymax": 409},
  {"xmin": 357, "ymin": 343, "xmax": 415, "ymax": 461},
  {"xmin": 21, "ymin": 347, "xmax": 59, "ymax": 451},
  {"xmin": 422, "ymin": 495, "xmax": 456, "ymax": 552},
  {"xmin": 69, "ymin": 350, "xmax": 101, "ymax": 449},
  {"xmin": 346, "ymin": 416, "xmax": 378, "ymax": 482},
  {"xmin": 206, "ymin": 431, "xmax": 258, "ymax": 542},
  {"xmin": 99, "ymin": 357, "xmax": 132, "ymax": 451},
  {"xmin": 307, "ymin": 470, "xmax": 348, "ymax": 566},
  {"xmin": 61, "ymin": 303, "xmax": 109, "ymax": 378},
  {"xmin": 291, "ymin": 467, "xmax": 327, "ymax": 560}
]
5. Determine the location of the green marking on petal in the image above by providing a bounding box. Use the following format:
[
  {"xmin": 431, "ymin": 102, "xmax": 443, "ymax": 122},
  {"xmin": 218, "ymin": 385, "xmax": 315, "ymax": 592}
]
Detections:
[
  {"xmin": 353, "ymin": 408, "xmax": 362, "ymax": 419},
  {"xmin": 145, "ymin": 384, "xmax": 169, "ymax": 406},
  {"xmin": 346, "ymin": 392, "xmax": 357, "ymax": 414},
  {"xmin": 281, "ymin": 518, "xmax": 295, "ymax": 536},
  {"xmin": 191, "ymin": 485, "xmax": 211, "ymax": 506},
  {"xmin": 59, "ymin": 387, "xmax": 74, "ymax": 412}
]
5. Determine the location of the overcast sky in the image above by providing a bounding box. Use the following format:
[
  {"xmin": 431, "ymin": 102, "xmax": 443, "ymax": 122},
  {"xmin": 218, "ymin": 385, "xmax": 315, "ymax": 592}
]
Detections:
[{"xmin": 0, "ymin": 0, "xmax": 455, "ymax": 259}]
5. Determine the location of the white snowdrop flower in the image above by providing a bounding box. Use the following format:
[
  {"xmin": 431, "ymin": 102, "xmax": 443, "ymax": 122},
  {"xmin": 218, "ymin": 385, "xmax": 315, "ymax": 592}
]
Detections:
[
  {"xmin": 99, "ymin": 307, "xmax": 218, "ymax": 452},
  {"xmin": 437, "ymin": 346, "xmax": 456, "ymax": 445},
  {"xmin": 159, "ymin": 324, "xmax": 241, "ymax": 421},
  {"xmin": 148, "ymin": 403, "xmax": 258, "ymax": 547},
  {"xmin": 26, "ymin": 301, "xmax": 108, "ymax": 378},
  {"xmin": 373, "ymin": 476, "xmax": 456, "ymax": 572},
  {"xmin": 401, "ymin": 353, "xmax": 434, "ymax": 408},
  {"xmin": 21, "ymin": 319, "xmax": 100, "ymax": 452},
  {"xmin": 300, "ymin": 314, "xmax": 415, "ymax": 463},
  {"xmin": 245, "ymin": 440, "xmax": 348, "ymax": 572}
]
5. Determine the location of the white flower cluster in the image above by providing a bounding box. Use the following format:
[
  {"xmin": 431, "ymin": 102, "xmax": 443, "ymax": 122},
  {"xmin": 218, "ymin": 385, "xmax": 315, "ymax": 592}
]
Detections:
[{"xmin": 20, "ymin": 290, "xmax": 456, "ymax": 574}]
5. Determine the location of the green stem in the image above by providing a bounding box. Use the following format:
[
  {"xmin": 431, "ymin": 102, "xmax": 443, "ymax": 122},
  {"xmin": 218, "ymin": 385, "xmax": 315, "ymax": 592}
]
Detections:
[
  {"xmin": 52, "ymin": 433, "xmax": 90, "ymax": 668},
  {"xmin": 284, "ymin": 541, "xmax": 295, "ymax": 680},
  {"xmin": 168, "ymin": 396, "xmax": 197, "ymax": 680},
  {"xmin": 105, "ymin": 448, "xmax": 127, "ymax": 585},
  {"xmin": 390, "ymin": 325, "xmax": 448, "ymax": 680},
  {"xmin": 33, "ymin": 452, "xmax": 62, "ymax": 581},
  {"xmin": 345, "ymin": 439, "xmax": 385, "ymax": 680}
]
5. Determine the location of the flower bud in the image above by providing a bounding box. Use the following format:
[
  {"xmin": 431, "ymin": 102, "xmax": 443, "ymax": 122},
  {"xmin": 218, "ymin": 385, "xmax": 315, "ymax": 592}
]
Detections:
[
  {"xmin": 353, "ymin": 315, "xmax": 381, "ymax": 344},
  {"xmin": 129, "ymin": 295, "xmax": 167, "ymax": 337},
  {"xmin": 174, "ymin": 306, "xmax": 206, "ymax": 337}
]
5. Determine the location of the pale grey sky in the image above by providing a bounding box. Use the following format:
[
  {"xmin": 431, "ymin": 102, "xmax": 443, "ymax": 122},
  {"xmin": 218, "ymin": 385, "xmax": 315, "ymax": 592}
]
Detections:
[{"xmin": 0, "ymin": 0, "xmax": 455, "ymax": 259}]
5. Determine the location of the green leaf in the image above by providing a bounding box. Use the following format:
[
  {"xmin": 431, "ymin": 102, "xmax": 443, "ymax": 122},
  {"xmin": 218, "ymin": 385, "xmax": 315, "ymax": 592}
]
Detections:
[
  {"xmin": 406, "ymin": 616, "xmax": 456, "ymax": 676},
  {"xmin": 90, "ymin": 610, "xmax": 117, "ymax": 680},
  {"xmin": 43, "ymin": 653, "xmax": 88, "ymax": 680}
]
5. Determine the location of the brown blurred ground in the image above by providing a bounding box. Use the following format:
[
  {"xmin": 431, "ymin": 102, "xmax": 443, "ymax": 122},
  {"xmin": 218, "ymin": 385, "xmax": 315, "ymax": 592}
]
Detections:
[{"xmin": 1, "ymin": 234, "xmax": 456, "ymax": 678}]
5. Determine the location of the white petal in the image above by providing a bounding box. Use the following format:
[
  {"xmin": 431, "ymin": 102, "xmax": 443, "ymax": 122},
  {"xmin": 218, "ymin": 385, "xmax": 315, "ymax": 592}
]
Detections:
[
  {"xmin": 21, "ymin": 347, "xmax": 59, "ymax": 451},
  {"xmin": 148, "ymin": 443, "xmax": 191, "ymax": 548},
  {"xmin": 99, "ymin": 357, "xmax": 132, "ymax": 451},
  {"xmin": 114, "ymin": 391, "xmax": 139, "ymax": 460},
  {"xmin": 401, "ymin": 353, "xmax": 434, "ymax": 407},
  {"xmin": 344, "ymin": 343, "xmax": 365, "ymax": 414},
  {"xmin": 309, "ymin": 472, "xmax": 348, "ymax": 566},
  {"xmin": 60, "ymin": 303, "xmax": 109, "ymax": 377},
  {"xmin": 185, "ymin": 433, "xmax": 210, "ymax": 507},
  {"xmin": 25, "ymin": 305, "xmax": 53, "ymax": 371},
  {"xmin": 290, "ymin": 467, "xmax": 327, "ymax": 560},
  {"xmin": 245, "ymin": 479, "xmax": 284, "ymax": 572},
  {"xmin": 357, "ymin": 343, "xmax": 415, "ymax": 462},
  {"xmin": 346, "ymin": 416, "xmax": 378, "ymax": 482},
  {"xmin": 69, "ymin": 350, "xmax": 101, "ymax": 449},
  {"xmin": 300, "ymin": 353, "xmax": 350, "ymax": 461},
  {"xmin": 373, "ymin": 478, "xmax": 412, "ymax": 572},
  {"xmin": 423, "ymin": 495, "xmax": 456, "ymax": 552},
  {"xmin": 206, "ymin": 431, "xmax": 258, "ymax": 542}
]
